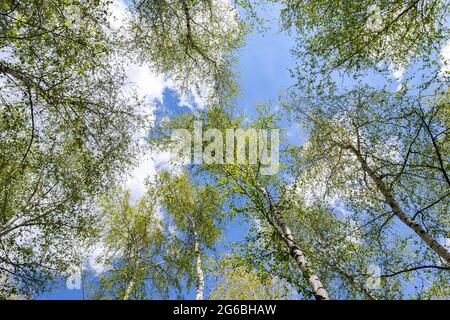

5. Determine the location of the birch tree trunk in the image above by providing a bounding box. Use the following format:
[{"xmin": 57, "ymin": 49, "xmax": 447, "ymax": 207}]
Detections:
[
  {"xmin": 259, "ymin": 187, "xmax": 330, "ymax": 300},
  {"xmin": 123, "ymin": 255, "xmax": 137, "ymax": 300},
  {"xmin": 346, "ymin": 144, "xmax": 450, "ymax": 263},
  {"xmin": 123, "ymin": 279, "xmax": 135, "ymax": 300},
  {"xmin": 194, "ymin": 231, "xmax": 205, "ymax": 300},
  {"xmin": 183, "ymin": 210, "xmax": 205, "ymax": 300},
  {"xmin": 123, "ymin": 245, "xmax": 140, "ymax": 300}
]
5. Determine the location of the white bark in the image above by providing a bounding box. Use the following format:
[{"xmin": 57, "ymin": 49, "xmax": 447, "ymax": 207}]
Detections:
[
  {"xmin": 347, "ymin": 144, "xmax": 450, "ymax": 264},
  {"xmin": 260, "ymin": 187, "xmax": 330, "ymax": 300},
  {"xmin": 194, "ymin": 231, "xmax": 204, "ymax": 300},
  {"xmin": 123, "ymin": 279, "xmax": 135, "ymax": 300},
  {"xmin": 123, "ymin": 244, "xmax": 141, "ymax": 300},
  {"xmin": 183, "ymin": 211, "xmax": 205, "ymax": 300}
]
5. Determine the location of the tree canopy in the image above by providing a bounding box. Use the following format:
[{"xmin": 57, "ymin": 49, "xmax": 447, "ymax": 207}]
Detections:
[{"xmin": 0, "ymin": 0, "xmax": 448, "ymax": 300}]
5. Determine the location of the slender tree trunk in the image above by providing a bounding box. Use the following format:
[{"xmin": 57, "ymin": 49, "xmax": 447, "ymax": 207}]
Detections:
[
  {"xmin": 185, "ymin": 213, "xmax": 204, "ymax": 300},
  {"xmin": 347, "ymin": 144, "xmax": 450, "ymax": 263},
  {"xmin": 259, "ymin": 187, "xmax": 330, "ymax": 300},
  {"xmin": 194, "ymin": 231, "xmax": 204, "ymax": 300},
  {"xmin": 123, "ymin": 279, "xmax": 135, "ymax": 300},
  {"xmin": 123, "ymin": 257, "xmax": 137, "ymax": 300},
  {"xmin": 123, "ymin": 246, "xmax": 140, "ymax": 300}
]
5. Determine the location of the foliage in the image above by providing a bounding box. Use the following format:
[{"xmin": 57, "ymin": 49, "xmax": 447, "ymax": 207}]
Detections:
[
  {"xmin": 278, "ymin": 0, "xmax": 450, "ymax": 76},
  {"xmin": 129, "ymin": 0, "xmax": 247, "ymax": 102},
  {"xmin": 0, "ymin": 0, "xmax": 144, "ymax": 298},
  {"xmin": 209, "ymin": 255, "xmax": 295, "ymax": 299},
  {"xmin": 89, "ymin": 188, "xmax": 182, "ymax": 300}
]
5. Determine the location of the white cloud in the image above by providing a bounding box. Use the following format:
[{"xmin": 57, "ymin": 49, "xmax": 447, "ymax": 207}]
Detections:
[
  {"xmin": 125, "ymin": 150, "xmax": 169, "ymax": 201},
  {"xmin": 177, "ymin": 89, "xmax": 207, "ymax": 109},
  {"xmin": 168, "ymin": 224, "xmax": 177, "ymax": 236},
  {"xmin": 389, "ymin": 63, "xmax": 405, "ymax": 82},
  {"xmin": 108, "ymin": 0, "xmax": 211, "ymax": 109},
  {"xmin": 84, "ymin": 242, "xmax": 111, "ymax": 275},
  {"xmin": 126, "ymin": 62, "xmax": 169, "ymax": 104},
  {"xmin": 439, "ymin": 40, "xmax": 450, "ymax": 77},
  {"xmin": 396, "ymin": 82, "xmax": 406, "ymax": 92},
  {"xmin": 345, "ymin": 219, "xmax": 362, "ymax": 245},
  {"xmin": 125, "ymin": 147, "xmax": 186, "ymax": 202},
  {"xmin": 106, "ymin": 1, "xmax": 179, "ymax": 201},
  {"xmin": 108, "ymin": 0, "xmax": 169, "ymax": 104},
  {"xmin": 109, "ymin": 0, "xmax": 129, "ymax": 30},
  {"xmin": 109, "ymin": 0, "xmax": 210, "ymax": 201}
]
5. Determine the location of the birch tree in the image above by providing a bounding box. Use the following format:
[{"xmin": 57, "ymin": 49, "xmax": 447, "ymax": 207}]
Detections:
[
  {"xmin": 209, "ymin": 255, "xmax": 295, "ymax": 300},
  {"xmin": 154, "ymin": 102, "xmax": 449, "ymax": 299},
  {"xmin": 277, "ymin": 0, "xmax": 450, "ymax": 295},
  {"xmin": 278, "ymin": 0, "xmax": 450, "ymax": 76},
  {"xmin": 129, "ymin": 0, "xmax": 247, "ymax": 101},
  {"xmin": 151, "ymin": 107, "xmax": 332, "ymax": 299},
  {"xmin": 89, "ymin": 188, "xmax": 181, "ymax": 300},
  {"xmin": 282, "ymin": 86, "xmax": 450, "ymax": 266},
  {"xmin": 0, "ymin": 0, "xmax": 247, "ymax": 297},
  {"xmin": 156, "ymin": 171, "xmax": 223, "ymax": 300},
  {"xmin": 0, "ymin": 0, "xmax": 145, "ymax": 298}
]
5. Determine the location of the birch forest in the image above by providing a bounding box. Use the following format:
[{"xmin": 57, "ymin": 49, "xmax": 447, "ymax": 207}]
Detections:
[{"xmin": 0, "ymin": 0, "xmax": 449, "ymax": 300}]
